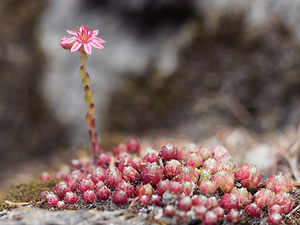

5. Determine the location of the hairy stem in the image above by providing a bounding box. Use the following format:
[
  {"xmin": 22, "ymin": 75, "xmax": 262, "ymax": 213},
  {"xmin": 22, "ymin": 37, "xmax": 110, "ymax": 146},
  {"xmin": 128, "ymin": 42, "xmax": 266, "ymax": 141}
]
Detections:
[{"xmin": 80, "ymin": 51, "xmax": 102, "ymax": 159}]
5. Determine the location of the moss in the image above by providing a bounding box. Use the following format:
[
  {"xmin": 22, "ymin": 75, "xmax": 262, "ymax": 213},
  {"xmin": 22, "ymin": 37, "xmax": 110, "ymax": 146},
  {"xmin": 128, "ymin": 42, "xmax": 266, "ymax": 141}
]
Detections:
[
  {"xmin": 0, "ymin": 179, "xmax": 60, "ymax": 210},
  {"xmin": 0, "ymin": 200, "xmax": 10, "ymax": 211}
]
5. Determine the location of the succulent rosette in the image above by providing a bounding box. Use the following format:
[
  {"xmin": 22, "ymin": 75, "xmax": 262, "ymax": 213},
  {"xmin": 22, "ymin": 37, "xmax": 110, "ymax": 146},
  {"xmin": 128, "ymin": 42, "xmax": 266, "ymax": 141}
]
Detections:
[
  {"xmin": 266, "ymin": 173, "xmax": 293, "ymax": 193},
  {"xmin": 235, "ymin": 163, "xmax": 261, "ymax": 189},
  {"xmin": 254, "ymin": 188, "xmax": 275, "ymax": 209},
  {"xmin": 274, "ymin": 192, "xmax": 294, "ymax": 213},
  {"xmin": 231, "ymin": 187, "xmax": 252, "ymax": 208}
]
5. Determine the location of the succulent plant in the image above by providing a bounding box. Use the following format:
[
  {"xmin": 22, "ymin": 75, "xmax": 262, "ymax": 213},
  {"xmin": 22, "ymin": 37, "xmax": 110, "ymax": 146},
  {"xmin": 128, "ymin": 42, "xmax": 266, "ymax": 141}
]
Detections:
[
  {"xmin": 126, "ymin": 137, "xmax": 140, "ymax": 154},
  {"xmin": 267, "ymin": 213, "xmax": 282, "ymax": 225},
  {"xmin": 203, "ymin": 158, "xmax": 218, "ymax": 174},
  {"xmin": 151, "ymin": 194, "xmax": 162, "ymax": 205},
  {"xmin": 156, "ymin": 180, "xmax": 170, "ymax": 196},
  {"xmin": 122, "ymin": 165, "xmax": 139, "ymax": 183},
  {"xmin": 164, "ymin": 159, "xmax": 181, "ymax": 179},
  {"xmin": 40, "ymin": 172, "xmax": 51, "ymax": 181},
  {"xmin": 168, "ymin": 181, "xmax": 183, "ymax": 195},
  {"xmin": 79, "ymin": 178, "xmax": 94, "ymax": 193},
  {"xmin": 95, "ymin": 185, "xmax": 111, "ymax": 201},
  {"xmin": 213, "ymin": 207, "xmax": 224, "ymax": 220},
  {"xmin": 274, "ymin": 192, "xmax": 294, "ymax": 213},
  {"xmin": 97, "ymin": 153, "xmax": 110, "ymax": 167},
  {"xmin": 140, "ymin": 162, "xmax": 164, "ymax": 186},
  {"xmin": 206, "ymin": 197, "xmax": 218, "ymax": 209},
  {"xmin": 159, "ymin": 144, "xmax": 177, "ymax": 161},
  {"xmin": 82, "ymin": 190, "xmax": 95, "ymax": 203},
  {"xmin": 164, "ymin": 205, "xmax": 175, "ymax": 217},
  {"xmin": 136, "ymin": 183, "xmax": 154, "ymax": 196},
  {"xmin": 203, "ymin": 211, "xmax": 218, "ymax": 225},
  {"xmin": 231, "ymin": 187, "xmax": 252, "ymax": 208},
  {"xmin": 269, "ymin": 204, "xmax": 283, "ymax": 215},
  {"xmin": 266, "ymin": 173, "xmax": 293, "ymax": 193},
  {"xmin": 45, "ymin": 192, "xmax": 59, "ymax": 206},
  {"xmin": 194, "ymin": 205, "xmax": 207, "ymax": 220},
  {"xmin": 64, "ymin": 192, "xmax": 78, "ymax": 204},
  {"xmin": 139, "ymin": 195, "xmax": 151, "ymax": 206},
  {"xmin": 220, "ymin": 193, "xmax": 240, "ymax": 212},
  {"xmin": 213, "ymin": 168, "xmax": 235, "ymax": 193},
  {"xmin": 112, "ymin": 190, "xmax": 128, "ymax": 205},
  {"xmin": 244, "ymin": 203, "xmax": 261, "ymax": 218},
  {"xmin": 235, "ymin": 163, "xmax": 261, "ymax": 189},
  {"xmin": 56, "ymin": 200, "xmax": 65, "ymax": 209},
  {"xmin": 254, "ymin": 188, "xmax": 275, "ymax": 209},
  {"xmin": 104, "ymin": 167, "xmax": 123, "ymax": 188},
  {"xmin": 226, "ymin": 209, "xmax": 241, "ymax": 224},
  {"xmin": 177, "ymin": 196, "xmax": 192, "ymax": 211},
  {"xmin": 56, "ymin": 181, "xmax": 71, "ymax": 199},
  {"xmin": 40, "ymin": 129, "xmax": 295, "ymax": 225},
  {"xmin": 192, "ymin": 195, "xmax": 208, "ymax": 206},
  {"xmin": 199, "ymin": 179, "xmax": 217, "ymax": 195}
]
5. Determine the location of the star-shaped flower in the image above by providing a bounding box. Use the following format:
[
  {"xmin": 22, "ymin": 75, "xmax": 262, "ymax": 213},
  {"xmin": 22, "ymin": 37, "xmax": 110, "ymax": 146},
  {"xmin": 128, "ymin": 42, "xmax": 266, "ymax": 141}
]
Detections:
[{"xmin": 61, "ymin": 25, "xmax": 106, "ymax": 55}]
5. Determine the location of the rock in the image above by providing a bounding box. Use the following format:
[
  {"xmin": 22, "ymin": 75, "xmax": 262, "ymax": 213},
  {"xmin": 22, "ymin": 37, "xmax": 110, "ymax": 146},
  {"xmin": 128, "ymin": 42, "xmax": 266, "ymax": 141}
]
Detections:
[
  {"xmin": 0, "ymin": 208, "xmax": 149, "ymax": 225},
  {"xmin": 0, "ymin": 0, "xmax": 68, "ymax": 176}
]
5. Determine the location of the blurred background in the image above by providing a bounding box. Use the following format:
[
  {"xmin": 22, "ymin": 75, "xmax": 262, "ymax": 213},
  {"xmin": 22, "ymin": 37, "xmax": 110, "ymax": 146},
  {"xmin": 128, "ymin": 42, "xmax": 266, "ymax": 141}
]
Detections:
[{"xmin": 1, "ymin": 0, "xmax": 300, "ymax": 196}]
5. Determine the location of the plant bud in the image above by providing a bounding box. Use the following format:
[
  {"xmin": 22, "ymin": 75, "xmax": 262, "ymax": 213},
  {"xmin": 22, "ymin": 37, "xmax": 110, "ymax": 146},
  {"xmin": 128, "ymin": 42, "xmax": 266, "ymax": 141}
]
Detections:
[
  {"xmin": 203, "ymin": 211, "xmax": 217, "ymax": 225},
  {"xmin": 266, "ymin": 173, "xmax": 293, "ymax": 193},
  {"xmin": 194, "ymin": 205, "xmax": 207, "ymax": 220},
  {"xmin": 136, "ymin": 183, "xmax": 154, "ymax": 196},
  {"xmin": 126, "ymin": 137, "xmax": 140, "ymax": 154},
  {"xmin": 104, "ymin": 167, "xmax": 123, "ymax": 188},
  {"xmin": 267, "ymin": 213, "xmax": 282, "ymax": 225},
  {"xmin": 274, "ymin": 192, "xmax": 294, "ymax": 214},
  {"xmin": 139, "ymin": 195, "xmax": 151, "ymax": 206},
  {"xmin": 177, "ymin": 196, "xmax": 192, "ymax": 211},
  {"xmin": 231, "ymin": 187, "xmax": 252, "ymax": 208},
  {"xmin": 213, "ymin": 168, "xmax": 234, "ymax": 193},
  {"xmin": 156, "ymin": 180, "xmax": 170, "ymax": 196},
  {"xmin": 199, "ymin": 180, "xmax": 217, "ymax": 195},
  {"xmin": 203, "ymin": 158, "xmax": 218, "ymax": 174},
  {"xmin": 226, "ymin": 209, "xmax": 241, "ymax": 224},
  {"xmin": 122, "ymin": 166, "xmax": 139, "ymax": 183},
  {"xmin": 64, "ymin": 192, "xmax": 78, "ymax": 204},
  {"xmin": 95, "ymin": 185, "xmax": 111, "ymax": 201},
  {"xmin": 40, "ymin": 172, "xmax": 51, "ymax": 181},
  {"xmin": 235, "ymin": 163, "xmax": 261, "ymax": 189},
  {"xmin": 46, "ymin": 193, "xmax": 59, "ymax": 206},
  {"xmin": 244, "ymin": 203, "xmax": 261, "ymax": 218},
  {"xmin": 112, "ymin": 190, "xmax": 128, "ymax": 205},
  {"xmin": 164, "ymin": 205, "xmax": 175, "ymax": 217},
  {"xmin": 159, "ymin": 144, "xmax": 177, "ymax": 161},
  {"xmin": 140, "ymin": 162, "xmax": 164, "ymax": 186},
  {"xmin": 220, "ymin": 193, "xmax": 239, "ymax": 212},
  {"xmin": 82, "ymin": 190, "xmax": 95, "ymax": 203},
  {"xmin": 164, "ymin": 160, "xmax": 181, "ymax": 179},
  {"xmin": 254, "ymin": 188, "xmax": 275, "ymax": 209},
  {"xmin": 192, "ymin": 195, "xmax": 208, "ymax": 206}
]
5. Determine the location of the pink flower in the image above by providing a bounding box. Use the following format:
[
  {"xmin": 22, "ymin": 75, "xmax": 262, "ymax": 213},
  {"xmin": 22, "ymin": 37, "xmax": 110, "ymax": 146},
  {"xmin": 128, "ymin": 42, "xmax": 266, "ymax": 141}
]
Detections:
[{"xmin": 61, "ymin": 25, "xmax": 105, "ymax": 55}]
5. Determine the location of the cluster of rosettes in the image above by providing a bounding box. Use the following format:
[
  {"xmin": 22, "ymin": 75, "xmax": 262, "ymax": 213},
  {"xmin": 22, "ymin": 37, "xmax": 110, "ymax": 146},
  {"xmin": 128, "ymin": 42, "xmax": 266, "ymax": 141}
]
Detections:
[{"xmin": 41, "ymin": 139, "xmax": 294, "ymax": 225}]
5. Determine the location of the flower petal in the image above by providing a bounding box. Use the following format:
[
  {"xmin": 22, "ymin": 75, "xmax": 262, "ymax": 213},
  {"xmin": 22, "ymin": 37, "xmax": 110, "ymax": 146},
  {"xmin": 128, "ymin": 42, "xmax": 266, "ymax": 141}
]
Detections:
[
  {"xmin": 91, "ymin": 37, "xmax": 106, "ymax": 44},
  {"xmin": 84, "ymin": 43, "xmax": 92, "ymax": 55},
  {"xmin": 71, "ymin": 41, "xmax": 82, "ymax": 52},
  {"xmin": 61, "ymin": 36, "xmax": 77, "ymax": 44},
  {"xmin": 90, "ymin": 40, "xmax": 104, "ymax": 49},
  {"xmin": 67, "ymin": 30, "xmax": 78, "ymax": 36},
  {"xmin": 92, "ymin": 29, "xmax": 99, "ymax": 36}
]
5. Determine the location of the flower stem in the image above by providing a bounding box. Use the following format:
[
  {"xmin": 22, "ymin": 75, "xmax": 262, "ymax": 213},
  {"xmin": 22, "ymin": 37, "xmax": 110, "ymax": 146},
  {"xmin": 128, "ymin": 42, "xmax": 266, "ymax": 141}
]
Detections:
[{"xmin": 79, "ymin": 51, "xmax": 102, "ymax": 159}]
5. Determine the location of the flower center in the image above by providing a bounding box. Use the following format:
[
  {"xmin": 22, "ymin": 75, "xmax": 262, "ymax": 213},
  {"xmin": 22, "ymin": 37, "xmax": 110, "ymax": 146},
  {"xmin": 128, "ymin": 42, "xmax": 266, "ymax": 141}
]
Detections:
[{"xmin": 75, "ymin": 25, "xmax": 93, "ymax": 43}]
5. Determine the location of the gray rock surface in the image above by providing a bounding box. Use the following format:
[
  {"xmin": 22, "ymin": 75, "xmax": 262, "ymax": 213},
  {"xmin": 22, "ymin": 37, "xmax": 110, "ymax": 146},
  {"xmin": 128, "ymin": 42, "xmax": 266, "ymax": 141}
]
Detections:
[{"xmin": 0, "ymin": 208, "xmax": 150, "ymax": 225}]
